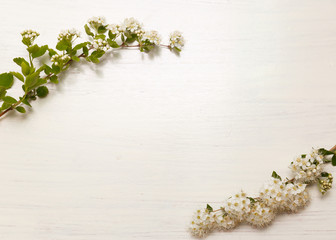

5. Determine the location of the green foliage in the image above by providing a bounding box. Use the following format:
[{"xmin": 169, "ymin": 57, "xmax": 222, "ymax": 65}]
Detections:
[
  {"xmin": 15, "ymin": 106, "xmax": 26, "ymax": 113},
  {"xmin": 0, "ymin": 17, "xmax": 182, "ymax": 118},
  {"xmin": 84, "ymin": 24, "xmax": 94, "ymax": 37},
  {"xmin": 36, "ymin": 86, "xmax": 49, "ymax": 98},
  {"xmin": 107, "ymin": 39, "xmax": 119, "ymax": 48},
  {"xmin": 10, "ymin": 72, "xmax": 24, "ymax": 82},
  {"xmin": 0, "ymin": 73, "xmax": 14, "ymax": 89},
  {"xmin": 271, "ymin": 171, "xmax": 282, "ymax": 180},
  {"xmin": 56, "ymin": 39, "xmax": 71, "ymax": 51},
  {"xmin": 2, "ymin": 96, "xmax": 17, "ymax": 104},
  {"xmin": 206, "ymin": 204, "xmax": 213, "ymax": 212}
]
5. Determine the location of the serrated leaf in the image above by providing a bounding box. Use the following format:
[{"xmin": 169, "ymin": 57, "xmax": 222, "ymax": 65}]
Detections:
[
  {"xmin": 32, "ymin": 45, "xmax": 48, "ymax": 58},
  {"xmin": 24, "ymin": 72, "xmax": 40, "ymax": 90},
  {"xmin": 15, "ymin": 106, "xmax": 26, "ymax": 113},
  {"xmin": 10, "ymin": 72, "xmax": 24, "ymax": 82},
  {"xmin": 84, "ymin": 24, "xmax": 94, "ymax": 37},
  {"xmin": 56, "ymin": 39, "xmax": 71, "ymax": 51},
  {"xmin": 48, "ymin": 48, "xmax": 57, "ymax": 57},
  {"xmin": 36, "ymin": 86, "xmax": 49, "ymax": 98},
  {"xmin": 27, "ymin": 44, "xmax": 39, "ymax": 54},
  {"xmin": 0, "ymin": 73, "xmax": 14, "ymax": 89},
  {"xmin": 206, "ymin": 204, "xmax": 213, "ymax": 212},
  {"xmin": 22, "ymin": 38, "xmax": 31, "ymax": 46},
  {"xmin": 3, "ymin": 96, "xmax": 17, "ymax": 104},
  {"xmin": 271, "ymin": 171, "xmax": 282, "ymax": 180},
  {"xmin": 13, "ymin": 57, "xmax": 29, "ymax": 67}
]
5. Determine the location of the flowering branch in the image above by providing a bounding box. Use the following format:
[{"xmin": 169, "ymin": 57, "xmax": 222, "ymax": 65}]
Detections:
[
  {"xmin": 0, "ymin": 17, "xmax": 185, "ymax": 119},
  {"xmin": 190, "ymin": 146, "xmax": 336, "ymax": 238}
]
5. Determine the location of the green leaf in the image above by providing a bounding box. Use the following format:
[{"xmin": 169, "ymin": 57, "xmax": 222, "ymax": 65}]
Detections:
[
  {"xmin": 10, "ymin": 71, "xmax": 24, "ymax": 82},
  {"xmin": 0, "ymin": 73, "xmax": 14, "ymax": 89},
  {"xmin": 247, "ymin": 197, "xmax": 256, "ymax": 204},
  {"xmin": 15, "ymin": 106, "xmax": 26, "ymax": 113},
  {"xmin": 20, "ymin": 97, "xmax": 31, "ymax": 107},
  {"xmin": 3, "ymin": 96, "xmax": 17, "ymax": 104},
  {"xmin": 36, "ymin": 86, "xmax": 49, "ymax": 98},
  {"xmin": 91, "ymin": 50, "xmax": 105, "ymax": 59},
  {"xmin": 0, "ymin": 87, "xmax": 6, "ymax": 99},
  {"xmin": 52, "ymin": 64, "xmax": 61, "ymax": 74},
  {"xmin": 56, "ymin": 39, "xmax": 71, "ymax": 51},
  {"xmin": 49, "ymin": 75, "xmax": 58, "ymax": 84},
  {"xmin": 271, "ymin": 171, "xmax": 282, "ymax": 180},
  {"xmin": 89, "ymin": 56, "xmax": 99, "ymax": 63},
  {"xmin": 13, "ymin": 57, "xmax": 29, "ymax": 67},
  {"xmin": 24, "ymin": 72, "xmax": 40, "ymax": 90},
  {"xmin": 22, "ymin": 38, "xmax": 31, "ymax": 46},
  {"xmin": 21, "ymin": 61, "xmax": 31, "ymax": 76},
  {"xmin": 108, "ymin": 30, "xmax": 116, "ymax": 40},
  {"xmin": 321, "ymin": 172, "xmax": 330, "ymax": 177},
  {"xmin": 71, "ymin": 56, "xmax": 80, "ymax": 62},
  {"xmin": 27, "ymin": 44, "xmax": 39, "ymax": 55},
  {"xmin": 318, "ymin": 148, "xmax": 334, "ymax": 156},
  {"xmin": 44, "ymin": 65, "xmax": 52, "ymax": 75},
  {"xmin": 174, "ymin": 47, "xmax": 181, "ymax": 52},
  {"xmin": 48, "ymin": 48, "xmax": 57, "ymax": 57},
  {"xmin": 97, "ymin": 25, "xmax": 107, "ymax": 34},
  {"xmin": 332, "ymin": 155, "xmax": 336, "ymax": 166},
  {"xmin": 95, "ymin": 34, "xmax": 106, "ymax": 40},
  {"xmin": 83, "ymin": 46, "xmax": 89, "ymax": 56},
  {"xmin": 73, "ymin": 42, "xmax": 89, "ymax": 51},
  {"xmin": 107, "ymin": 39, "xmax": 120, "ymax": 48},
  {"xmin": 1, "ymin": 101, "xmax": 12, "ymax": 110},
  {"xmin": 206, "ymin": 204, "xmax": 213, "ymax": 212},
  {"xmin": 84, "ymin": 24, "xmax": 94, "ymax": 37},
  {"xmin": 32, "ymin": 45, "xmax": 48, "ymax": 58}
]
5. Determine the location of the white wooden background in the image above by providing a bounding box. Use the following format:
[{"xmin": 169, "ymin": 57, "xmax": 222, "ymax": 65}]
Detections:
[{"xmin": 1, "ymin": 0, "xmax": 336, "ymax": 239}]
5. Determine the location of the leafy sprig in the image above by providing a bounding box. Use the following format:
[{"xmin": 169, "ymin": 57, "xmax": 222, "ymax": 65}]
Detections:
[{"xmin": 0, "ymin": 17, "xmax": 184, "ymax": 119}]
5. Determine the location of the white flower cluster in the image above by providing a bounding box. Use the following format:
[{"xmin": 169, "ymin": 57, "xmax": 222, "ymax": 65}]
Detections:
[
  {"xmin": 120, "ymin": 17, "xmax": 144, "ymax": 36},
  {"xmin": 92, "ymin": 38, "xmax": 110, "ymax": 51},
  {"xmin": 190, "ymin": 180, "xmax": 310, "ymax": 238},
  {"xmin": 21, "ymin": 29, "xmax": 39, "ymax": 41},
  {"xmin": 142, "ymin": 30, "xmax": 161, "ymax": 45},
  {"xmin": 88, "ymin": 16, "xmax": 106, "ymax": 29},
  {"xmin": 107, "ymin": 24, "xmax": 119, "ymax": 35},
  {"xmin": 190, "ymin": 209, "xmax": 237, "ymax": 238},
  {"xmin": 51, "ymin": 53, "xmax": 71, "ymax": 66},
  {"xmin": 289, "ymin": 148, "xmax": 324, "ymax": 183},
  {"xmin": 169, "ymin": 31, "xmax": 184, "ymax": 50},
  {"xmin": 260, "ymin": 178, "xmax": 309, "ymax": 213},
  {"xmin": 245, "ymin": 202, "xmax": 275, "ymax": 227},
  {"xmin": 58, "ymin": 28, "xmax": 80, "ymax": 42},
  {"xmin": 223, "ymin": 191, "xmax": 250, "ymax": 221}
]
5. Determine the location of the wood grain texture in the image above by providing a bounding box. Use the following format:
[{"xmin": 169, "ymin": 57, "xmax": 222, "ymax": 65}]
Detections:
[{"xmin": 1, "ymin": 0, "xmax": 336, "ymax": 239}]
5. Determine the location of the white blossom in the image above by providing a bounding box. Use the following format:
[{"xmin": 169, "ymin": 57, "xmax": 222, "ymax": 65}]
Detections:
[
  {"xmin": 88, "ymin": 16, "xmax": 106, "ymax": 29},
  {"xmin": 92, "ymin": 38, "xmax": 110, "ymax": 51},
  {"xmin": 21, "ymin": 29, "xmax": 39, "ymax": 43},
  {"xmin": 169, "ymin": 31, "xmax": 184, "ymax": 49},
  {"xmin": 223, "ymin": 191, "xmax": 250, "ymax": 221},
  {"xmin": 289, "ymin": 149, "xmax": 324, "ymax": 183},
  {"xmin": 142, "ymin": 30, "xmax": 161, "ymax": 45},
  {"xmin": 120, "ymin": 17, "xmax": 143, "ymax": 36},
  {"xmin": 58, "ymin": 28, "xmax": 80, "ymax": 42},
  {"xmin": 245, "ymin": 202, "xmax": 275, "ymax": 227},
  {"xmin": 107, "ymin": 24, "xmax": 119, "ymax": 35},
  {"xmin": 51, "ymin": 53, "xmax": 71, "ymax": 65}
]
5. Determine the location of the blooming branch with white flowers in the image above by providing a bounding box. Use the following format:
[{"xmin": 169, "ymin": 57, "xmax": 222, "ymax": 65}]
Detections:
[
  {"xmin": 0, "ymin": 17, "xmax": 184, "ymax": 118},
  {"xmin": 190, "ymin": 146, "xmax": 336, "ymax": 238}
]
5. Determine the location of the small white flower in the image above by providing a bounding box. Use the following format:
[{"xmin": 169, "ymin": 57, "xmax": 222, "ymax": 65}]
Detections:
[
  {"xmin": 142, "ymin": 30, "xmax": 161, "ymax": 45},
  {"xmin": 58, "ymin": 28, "xmax": 80, "ymax": 42},
  {"xmin": 107, "ymin": 24, "xmax": 119, "ymax": 35},
  {"xmin": 169, "ymin": 30, "xmax": 184, "ymax": 49}
]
